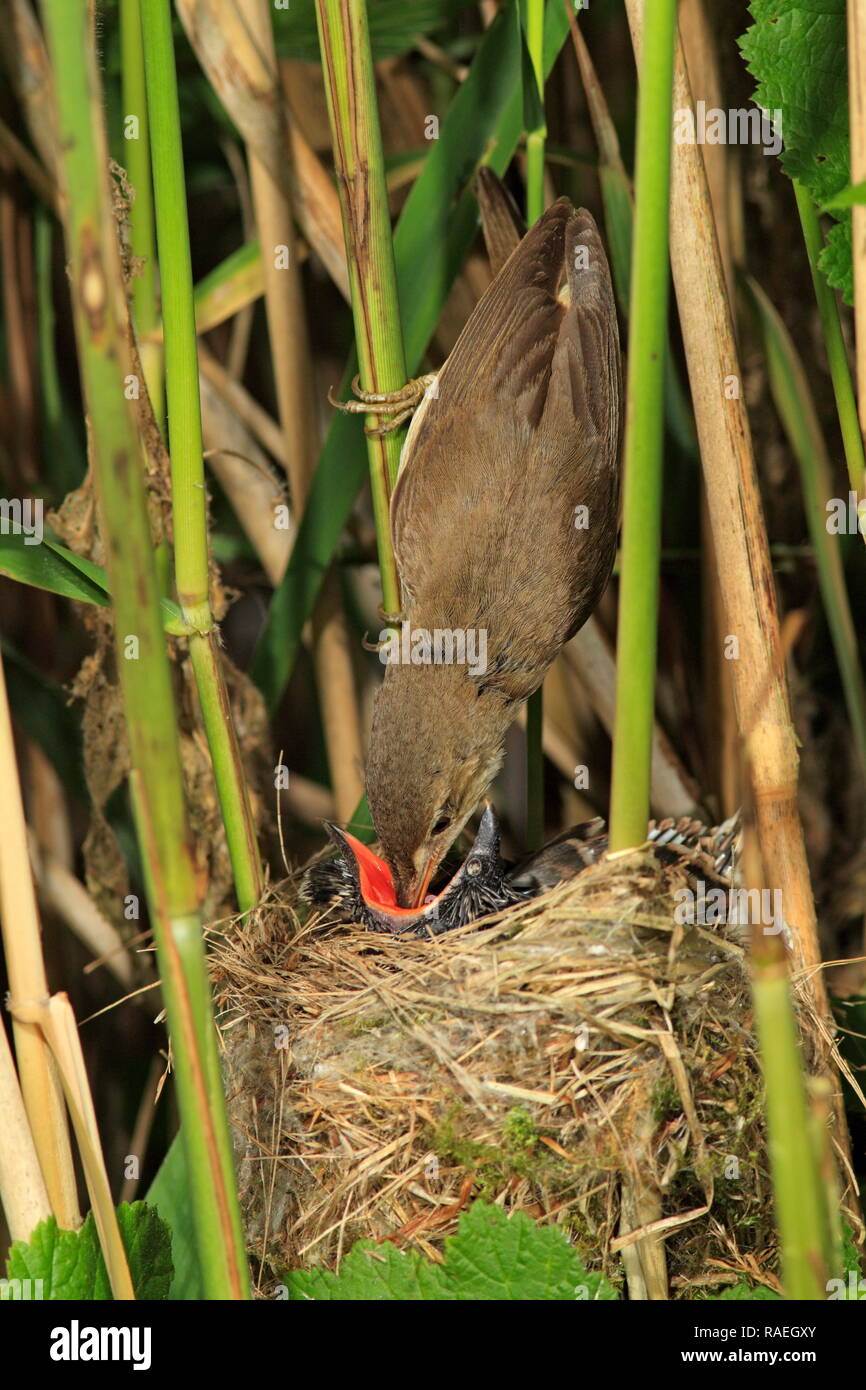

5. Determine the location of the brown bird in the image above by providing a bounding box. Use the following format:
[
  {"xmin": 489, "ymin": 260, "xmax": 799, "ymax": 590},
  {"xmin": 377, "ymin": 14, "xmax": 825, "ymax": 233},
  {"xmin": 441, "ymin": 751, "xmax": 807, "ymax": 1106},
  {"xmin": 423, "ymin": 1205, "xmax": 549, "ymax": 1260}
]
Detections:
[{"xmin": 364, "ymin": 174, "xmax": 622, "ymax": 908}]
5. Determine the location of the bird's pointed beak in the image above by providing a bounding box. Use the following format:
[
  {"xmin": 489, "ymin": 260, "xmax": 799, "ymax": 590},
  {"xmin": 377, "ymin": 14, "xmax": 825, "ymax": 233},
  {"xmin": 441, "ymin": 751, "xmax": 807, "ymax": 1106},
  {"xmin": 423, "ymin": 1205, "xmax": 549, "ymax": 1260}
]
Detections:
[{"xmin": 410, "ymin": 855, "xmax": 439, "ymax": 909}]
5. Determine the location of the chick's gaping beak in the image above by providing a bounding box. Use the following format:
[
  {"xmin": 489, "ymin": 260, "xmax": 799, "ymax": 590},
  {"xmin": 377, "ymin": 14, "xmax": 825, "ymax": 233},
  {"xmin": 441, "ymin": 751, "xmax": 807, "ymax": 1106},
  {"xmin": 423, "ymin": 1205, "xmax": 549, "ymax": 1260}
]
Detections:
[{"xmin": 322, "ymin": 806, "xmax": 503, "ymax": 934}]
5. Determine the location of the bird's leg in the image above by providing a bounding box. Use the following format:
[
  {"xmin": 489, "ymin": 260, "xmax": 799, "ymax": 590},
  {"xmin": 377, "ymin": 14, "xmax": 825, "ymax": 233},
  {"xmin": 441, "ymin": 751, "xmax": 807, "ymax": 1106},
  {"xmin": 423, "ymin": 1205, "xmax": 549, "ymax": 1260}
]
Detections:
[{"xmin": 328, "ymin": 374, "xmax": 438, "ymax": 436}]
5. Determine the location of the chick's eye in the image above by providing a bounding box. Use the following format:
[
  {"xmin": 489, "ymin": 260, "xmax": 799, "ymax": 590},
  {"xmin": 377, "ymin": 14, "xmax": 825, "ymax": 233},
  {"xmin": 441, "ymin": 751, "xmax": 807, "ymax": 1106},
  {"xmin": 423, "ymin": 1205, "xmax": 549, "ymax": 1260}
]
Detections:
[{"xmin": 431, "ymin": 811, "xmax": 452, "ymax": 837}]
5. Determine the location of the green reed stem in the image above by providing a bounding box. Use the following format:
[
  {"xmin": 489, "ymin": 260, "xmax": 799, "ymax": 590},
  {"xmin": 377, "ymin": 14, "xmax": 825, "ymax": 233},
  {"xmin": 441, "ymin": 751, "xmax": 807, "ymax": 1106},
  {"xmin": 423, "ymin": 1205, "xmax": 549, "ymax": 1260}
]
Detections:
[
  {"xmin": 315, "ymin": 0, "xmax": 405, "ymax": 622},
  {"xmin": 751, "ymin": 928, "xmax": 831, "ymax": 1299},
  {"xmin": 140, "ymin": 0, "xmax": 262, "ymax": 912},
  {"xmin": 41, "ymin": 0, "xmax": 249, "ymax": 1298},
  {"xmin": 120, "ymin": 0, "xmax": 164, "ymax": 430},
  {"xmin": 609, "ymin": 0, "xmax": 677, "ymax": 851}
]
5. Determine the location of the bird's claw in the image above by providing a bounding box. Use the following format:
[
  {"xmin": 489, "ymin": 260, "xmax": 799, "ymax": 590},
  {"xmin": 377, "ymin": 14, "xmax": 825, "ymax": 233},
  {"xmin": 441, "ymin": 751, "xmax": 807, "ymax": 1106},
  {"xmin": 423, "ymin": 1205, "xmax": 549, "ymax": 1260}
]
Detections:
[{"xmin": 327, "ymin": 374, "xmax": 438, "ymax": 435}]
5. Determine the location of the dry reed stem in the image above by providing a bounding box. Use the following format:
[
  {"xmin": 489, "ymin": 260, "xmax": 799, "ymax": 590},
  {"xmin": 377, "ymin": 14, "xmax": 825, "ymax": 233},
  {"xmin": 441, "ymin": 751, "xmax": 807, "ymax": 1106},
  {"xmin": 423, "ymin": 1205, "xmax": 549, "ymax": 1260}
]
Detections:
[
  {"xmin": 0, "ymin": 1015, "xmax": 51, "ymax": 1243},
  {"xmin": 25, "ymin": 740, "xmax": 73, "ymax": 871},
  {"xmin": 11, "ymin": 993, "xmax": 135, "ymax": 1298},
  {"xmin": 120, "ymin": 1056, "xmax": 163, "ymax": 1204},
  {"xmin": 28, "ymin": 831, "xmax": 135, "ymax": 991},
  {"xmin": 678, "ymin": 0, "xmax": 734, "ymax": 300},
  {"xmin": 198, "ymin": 343, "xmax": 288, "ymax": 467},
  {"xmin": 0, "ymin": 0, "xmax": 57, "ymax": 180},
  {"xmin": 0, "ymin": 178, "xmax": 39, "ymax": 486},
  {"xmin": 0, "ymin": 115, "xmax": 58, "ymax": 213},
  {"xmin": 0, "ymin": 652, "xmax": 80, "ymax": 1228},
  {"xmin": 235, "ymin": 0, "xmax": 363, "ymax": 822},
  {"xmin": 849, "ymin": 0, "xmax": 866, "ymax": 445},
  {"xmin": 199, "ymin": 373, "xmax": 292, "ymax": 586},
  {"xmin": 175, "ymin": 0, "xmax": 349, "ymax": 300},
  {"xmin": 624, "ymin": 0, "xmax": 824, "ymax": 999},
  {"xmin": 677, "ymin": 0, "xmax": 742, "ymax": 821}
]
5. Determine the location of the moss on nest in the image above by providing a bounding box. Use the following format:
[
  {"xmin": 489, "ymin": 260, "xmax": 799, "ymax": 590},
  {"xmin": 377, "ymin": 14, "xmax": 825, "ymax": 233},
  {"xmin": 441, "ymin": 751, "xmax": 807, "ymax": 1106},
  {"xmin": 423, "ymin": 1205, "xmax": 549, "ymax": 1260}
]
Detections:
[{"xmin": 209, "ymin": 846, "xmax": 829, "ymax": 1299}]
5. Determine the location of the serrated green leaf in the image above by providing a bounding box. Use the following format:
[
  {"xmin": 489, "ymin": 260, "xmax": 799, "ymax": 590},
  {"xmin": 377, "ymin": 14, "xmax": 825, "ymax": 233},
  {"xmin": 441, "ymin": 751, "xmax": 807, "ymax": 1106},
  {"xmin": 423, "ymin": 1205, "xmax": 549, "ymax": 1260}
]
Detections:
[
  {"xmin": 288, "ymin": 1241, "xmax": 450, "ymax": 1301},
  {"xmin": 443, "ymin": 1202, "xmax": 595, "ymax": 1301},
  {"xmin": 820, "ymin": 217, "xmax": 853, "ymax": 303},
  {"xmin": 740, "ymin": 0, "xmax": 848, "ymax": 205},
  {"xmin": 6, "ymin": 1214, "xmax": 110, "ymax": 1299},
  {"xmin": 114, "ymin": 1203, "xmax": 174, "ymax": 1301},
  {"xmin": 739, "ymin": 0, "xmax": 852, "ymax": 301},
  {"xmin": 284, "ymin": 1200, "xmax": 618, "ymax": 1302},
  {"xmin": 5, "ymin": 1204, "xmax": 172, "ymax": 1301},
  {"xmin": 719, "ymin": 1281, "xmax": 782, "ymax": 1301}
]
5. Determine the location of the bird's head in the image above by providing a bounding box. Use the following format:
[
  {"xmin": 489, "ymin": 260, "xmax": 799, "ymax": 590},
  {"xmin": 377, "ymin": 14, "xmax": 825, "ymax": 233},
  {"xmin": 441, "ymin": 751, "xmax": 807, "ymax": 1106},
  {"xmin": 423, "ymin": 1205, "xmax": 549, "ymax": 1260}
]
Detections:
[{"xmin": 365, "ymin": 662, "xmax": 510, "ymax": 907}]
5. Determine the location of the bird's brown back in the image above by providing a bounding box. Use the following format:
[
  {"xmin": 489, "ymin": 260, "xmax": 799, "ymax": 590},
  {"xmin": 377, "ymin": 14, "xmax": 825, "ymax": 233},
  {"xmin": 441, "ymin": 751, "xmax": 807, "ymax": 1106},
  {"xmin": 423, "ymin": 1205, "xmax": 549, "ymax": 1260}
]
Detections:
[{"xmin": 390, "ymin": 198, "xmax": 622, "ymax": 703}]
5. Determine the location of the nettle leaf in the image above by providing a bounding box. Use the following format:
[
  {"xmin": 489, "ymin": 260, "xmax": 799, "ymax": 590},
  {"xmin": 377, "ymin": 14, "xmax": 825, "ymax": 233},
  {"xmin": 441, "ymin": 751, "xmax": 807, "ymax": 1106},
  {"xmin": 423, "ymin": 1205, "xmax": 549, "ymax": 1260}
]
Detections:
[
  {"xmin": 5, "ymin": 1204, "xmax": 172, "ymax": 1301},
  {"xmin": 822, "ymin": 218, "xmax": 853, "ymax": 301},
  {"xmin": 719, "ymin": 1281, "xmax": 781, "ymax": 1301},
  {"xmin": 286, "ymin": 1200, "xmax": 618, "ymax": 1302},
  {"xmin": 443, "ymin": 1202, "xmax": 611, "ymax": 1301},
  {"xmin": 288, "ymin": 1241, "xmax": 450, "ymax": 1301},
  {"xmin": 739, "ymin": 0, "xmax": 852, "ymax": 301}
]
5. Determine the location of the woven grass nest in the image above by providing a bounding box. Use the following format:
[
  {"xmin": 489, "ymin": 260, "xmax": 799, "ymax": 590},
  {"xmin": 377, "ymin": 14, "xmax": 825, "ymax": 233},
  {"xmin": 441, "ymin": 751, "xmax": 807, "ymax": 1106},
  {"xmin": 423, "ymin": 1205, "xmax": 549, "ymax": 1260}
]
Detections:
[{"xmin": 210, "ymin": 844, "xmax": 825, "ymax": 1300}]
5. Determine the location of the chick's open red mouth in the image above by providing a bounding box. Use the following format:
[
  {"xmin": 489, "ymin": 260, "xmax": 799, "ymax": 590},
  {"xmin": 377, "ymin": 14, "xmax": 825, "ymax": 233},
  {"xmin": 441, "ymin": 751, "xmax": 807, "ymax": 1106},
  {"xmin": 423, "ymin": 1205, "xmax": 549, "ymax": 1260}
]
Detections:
[{"xmin": 340, "ymin": 830, "xmax": 437, "ymax": 914}]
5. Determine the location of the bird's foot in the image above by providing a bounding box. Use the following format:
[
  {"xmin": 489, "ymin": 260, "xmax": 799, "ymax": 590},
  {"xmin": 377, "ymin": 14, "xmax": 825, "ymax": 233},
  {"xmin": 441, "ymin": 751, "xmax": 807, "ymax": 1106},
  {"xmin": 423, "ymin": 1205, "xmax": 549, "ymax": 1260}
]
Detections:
[
  {"xmin": 361, "ymin": 605, "xmax": 405, "ymax": 652},
  {"xmin": 328, "ymin": 374, "xmax": 438, "ymax": 435}
]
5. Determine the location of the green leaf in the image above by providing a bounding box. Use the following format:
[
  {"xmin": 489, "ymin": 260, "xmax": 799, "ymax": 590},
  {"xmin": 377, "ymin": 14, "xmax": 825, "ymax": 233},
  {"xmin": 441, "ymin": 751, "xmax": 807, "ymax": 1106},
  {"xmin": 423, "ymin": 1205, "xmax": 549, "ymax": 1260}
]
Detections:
[
  {"xmin": 114, "ymin": 1203, "xmax": 174, "ymax": 1301},
  {"xmin": 718, "ymin": 1281, "xmax": 781, "ymax": 1301},
  {"xmin": 443, "ymin": 1202, "xmax": 607, "ymax": 1301},
  {"xmin": 821, "ymin": 218, "xmax": 853, "ymax": 301},
  {"xmin": 251, "ymin": 0, "xmax": 572, "ymax": 709},
  {"xmin": 0, "ymin": 531, "xmax": 110, "ymax": 607},
  {"xmin": 145, "ymin": 1134, "xmax": 204, "ymax": 1300},
  {"xmin": 822, "ymin": 178, "xmax": 866, "ymax": 211},
  {"xmin": 4, "ymin": 1204, "xmax": 172, "ymax": 1300},
  {"xmin": 0, "ymin": 529, "xmax": 191, "ymax": 635},
  {"xmin": 285, "ymin": 1200, "xmax": 618, "ymax": 1301},
  {"xmin": 288, "ymin": 1242, "xmax": 450, "ymax": 1301},
  {"xmin": 739, "ymin": 0, "xmax": 852, "ymax": 301}
]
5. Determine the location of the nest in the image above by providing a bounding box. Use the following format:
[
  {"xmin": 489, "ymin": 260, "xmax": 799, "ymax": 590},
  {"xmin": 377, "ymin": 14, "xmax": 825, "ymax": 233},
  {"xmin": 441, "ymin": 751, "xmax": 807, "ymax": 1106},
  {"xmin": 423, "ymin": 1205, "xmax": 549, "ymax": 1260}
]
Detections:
[{"xmin": 211, "ymin": 847, "xmax": 826, "ymax": 1299}]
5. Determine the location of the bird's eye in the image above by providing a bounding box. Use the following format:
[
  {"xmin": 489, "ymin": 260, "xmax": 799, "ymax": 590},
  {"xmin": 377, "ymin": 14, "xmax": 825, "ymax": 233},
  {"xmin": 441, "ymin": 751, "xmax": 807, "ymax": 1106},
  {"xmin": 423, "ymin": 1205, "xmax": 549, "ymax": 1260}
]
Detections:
[{"xmin": 431, "ymin": 811, "xmax": 452, "ymax": 837}]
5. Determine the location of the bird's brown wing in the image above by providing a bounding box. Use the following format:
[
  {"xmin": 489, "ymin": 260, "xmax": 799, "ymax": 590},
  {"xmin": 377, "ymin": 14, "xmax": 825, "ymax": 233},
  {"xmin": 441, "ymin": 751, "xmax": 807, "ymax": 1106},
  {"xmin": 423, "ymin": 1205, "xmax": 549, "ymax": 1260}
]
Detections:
[
  {"xmin": 476, "ymin": 167, "xmax": 523, "ymax": 275},
  {"xmin": 390, "ymin": 199, "xmax": 621, "ymax": 691}
]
